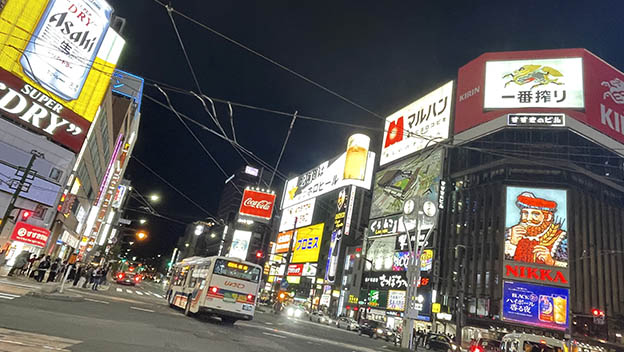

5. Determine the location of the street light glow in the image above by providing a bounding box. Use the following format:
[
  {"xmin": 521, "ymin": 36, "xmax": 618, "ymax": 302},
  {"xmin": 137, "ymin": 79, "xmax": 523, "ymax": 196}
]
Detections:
[
  {"xmin": 139, "ymin": 219, "xmax": 147, "ymax": 224},
  {"xmin": 149, "ymin": 194, "xmax": 160, "ymax": 202},
  {"xmin": 136, "ymin": 231, "xmax": 147, "ymax": 240}
]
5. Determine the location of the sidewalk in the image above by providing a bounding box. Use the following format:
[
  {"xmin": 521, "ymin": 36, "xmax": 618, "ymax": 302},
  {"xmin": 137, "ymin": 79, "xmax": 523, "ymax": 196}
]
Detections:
[{"xmin": 0, "ymin": 273, "xmax": 109, "ymax": 301}]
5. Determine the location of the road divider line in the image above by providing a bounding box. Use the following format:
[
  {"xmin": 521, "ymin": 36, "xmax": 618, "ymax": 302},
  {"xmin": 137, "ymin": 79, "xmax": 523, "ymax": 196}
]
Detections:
[
  {"xmin": 262, "ymin": 332, "xmax": 286, "ymax": 339},
  {"xmin": 84, "ymin": 298, "xmax": 110, "ymax": 304},
  {"xmin": 130, "ymin": 306, "xmax": 155, "ymax": 313}
]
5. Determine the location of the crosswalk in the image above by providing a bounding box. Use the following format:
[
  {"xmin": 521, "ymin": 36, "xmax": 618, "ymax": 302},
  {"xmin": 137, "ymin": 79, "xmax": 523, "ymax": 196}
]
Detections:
[
  {"xmin": 115, "ymin": 287, "xmax": 164, "ymax": 299},
  {"xmin": 0, "ymin": 292, "xmax": 21, "ymax": 300}
]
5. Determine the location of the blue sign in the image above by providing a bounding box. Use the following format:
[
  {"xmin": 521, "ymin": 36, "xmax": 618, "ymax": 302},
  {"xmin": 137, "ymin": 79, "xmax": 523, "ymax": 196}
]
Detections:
[
  {"xmin": 502, "ymin": 281, "xmax": 569, "ymax": 330},
  {"xmin": 111, "ymin": 70, "xmax": 144, "ymax": 114}
]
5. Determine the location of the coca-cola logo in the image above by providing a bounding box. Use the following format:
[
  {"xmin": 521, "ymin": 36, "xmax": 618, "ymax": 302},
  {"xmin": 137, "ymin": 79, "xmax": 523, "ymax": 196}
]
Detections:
[{"xmin": 243, "ymin": 198, "xmax": 272, "ymax": 210}]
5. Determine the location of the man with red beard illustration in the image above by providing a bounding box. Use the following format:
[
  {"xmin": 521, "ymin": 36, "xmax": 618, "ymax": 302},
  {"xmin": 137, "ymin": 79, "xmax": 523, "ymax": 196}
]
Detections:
[{"xmin": 505, "ymin": 192, "xmax": 568, "ymax": 267}]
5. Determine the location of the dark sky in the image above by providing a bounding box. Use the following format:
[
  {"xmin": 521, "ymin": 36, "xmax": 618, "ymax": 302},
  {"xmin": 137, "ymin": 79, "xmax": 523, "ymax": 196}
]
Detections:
[{"xmin": 106, "ymin": 0, "xmax": 624, "ymax": 259}]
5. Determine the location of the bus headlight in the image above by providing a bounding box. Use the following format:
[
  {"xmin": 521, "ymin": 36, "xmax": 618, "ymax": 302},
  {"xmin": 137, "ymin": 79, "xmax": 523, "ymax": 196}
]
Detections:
[
  {"xmin": 287, "ymin": 308, "xmax": 294, "ymax": 316},
  {"xmin": 294, "ymin": 309, "xmax": 302, "ymax": 318}
]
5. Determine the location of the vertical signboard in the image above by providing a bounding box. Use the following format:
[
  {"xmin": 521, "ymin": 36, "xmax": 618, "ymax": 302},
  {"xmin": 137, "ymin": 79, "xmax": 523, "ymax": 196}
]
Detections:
[
  {"xmin": 228, "ymin": 230, "xmax": 252, "ymax": 260},
  {"xmin": 325, "ymin": 187, "xmax": 349, "ymax": 283}
]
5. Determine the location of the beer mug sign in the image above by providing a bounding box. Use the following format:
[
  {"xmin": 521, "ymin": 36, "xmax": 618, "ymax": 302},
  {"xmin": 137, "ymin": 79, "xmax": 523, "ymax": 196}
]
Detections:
[{"xmin": 343, "ymin": 134, "xmax": 370, "ymax": 181}]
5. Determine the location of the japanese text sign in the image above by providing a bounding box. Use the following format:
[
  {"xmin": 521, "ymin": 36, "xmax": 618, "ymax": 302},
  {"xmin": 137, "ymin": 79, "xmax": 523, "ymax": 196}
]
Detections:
[
  {"xmin": 11, "ymin": 221, "xmax": 50, "ymax": 248},
  {"xmin": 502, "ymin": 281, "xmax": 569, "ymax": 330},
  {"xmin": 291, "ymin": 223, "xmax": 324, "ymax": 263}
]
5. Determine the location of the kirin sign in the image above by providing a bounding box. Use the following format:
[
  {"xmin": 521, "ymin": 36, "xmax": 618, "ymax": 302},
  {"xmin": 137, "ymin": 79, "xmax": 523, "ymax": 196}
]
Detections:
[{"xmin": 239, "ymin": 189, "xmax": 276, "ymax": 222}]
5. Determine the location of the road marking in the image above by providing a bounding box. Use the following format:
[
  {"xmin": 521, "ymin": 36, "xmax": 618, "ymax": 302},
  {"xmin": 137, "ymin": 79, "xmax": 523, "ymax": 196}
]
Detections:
[
  {"xmin": 130, "ymin": 306, "xmax": 155, "ymax": 313},
  {"xmin": 116, "ymin": 288, "xmax": 122, "ymax": 292},
  {"xmin": 126, "ymin": 289, "xmax": 133, "ymax": 294},
  {"xmin": 0, "ymin": 293, "xmax": 19, "ymax": 300},
  {"xmin": 135, "ymin": 291, "xmax": 143, "ymax": 295},
  {"xmin": 151, "ymin": 293, "xmax": 163, "ymax": 298},
  {"xmin": 84, "ymin": 298, "xmax": 110, "ymax": 304},
  {"xmin": 265, "ymin": 322, "xmax": 273, "ymax": 325},
  {"xmin": 262, "ymin": 332, "xmax": 286, "ymax": 339}
]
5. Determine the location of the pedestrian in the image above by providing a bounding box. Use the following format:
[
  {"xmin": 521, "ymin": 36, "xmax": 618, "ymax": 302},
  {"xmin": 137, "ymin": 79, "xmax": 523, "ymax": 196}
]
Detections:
[
  {"xmin": 36, "ymin": 256, "xmax": 51, "ymax": 282},
  {"xmin": 91, "ymin": 267, "xmax": 101, "ymax": 291},
  {"xmin": 8, "ymin": 251, "xmax": 29, "ymax": 276},
  {"xmin": 47, "ymin": 258, "xmax": 60, "ymax": 282},
  {"xmin": 83, "ymin": 266, "xmax": 94, "ymax": 288},
  {"xmin": 72, "ymin": 263, "xmax": 83, "ymax": 286},
  {"xmin": 29, "ymin": 255, "xmax": 43, "ymax": 278},
  {"xmin": 100, "ymin": 265, "xmax": 109, "ymax": 286}
]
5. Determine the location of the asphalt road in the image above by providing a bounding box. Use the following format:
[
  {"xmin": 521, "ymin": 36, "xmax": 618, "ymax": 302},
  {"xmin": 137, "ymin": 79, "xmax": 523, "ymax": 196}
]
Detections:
[{"xmin": 0, "ymin": 280, "xmax": 394, "ymax": 352}]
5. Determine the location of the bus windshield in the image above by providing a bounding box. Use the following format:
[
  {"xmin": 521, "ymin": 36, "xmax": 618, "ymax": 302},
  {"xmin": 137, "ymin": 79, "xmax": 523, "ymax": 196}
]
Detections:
[{"xmin": 213, "ymin": 259, "xmax": 261, "ymax": 283}]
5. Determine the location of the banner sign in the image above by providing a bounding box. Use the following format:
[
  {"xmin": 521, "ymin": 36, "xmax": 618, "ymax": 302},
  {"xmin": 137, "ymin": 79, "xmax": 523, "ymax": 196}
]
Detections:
[
  {"xmin": 381, "ymin": 81, "xmax": 453, "ymax": 166},
  {"xmin": 507, "ymin": 113, "xmax": 565, "ymax": 127},
  {"xmin": 502, "ymin": 281, "xmax": 569, "ymax": 330},
  {"xmin": 291, "ymin": 223, "xmax": 325, "ymax": 263},
  {"xmin": 325, "ymin": 187, "xmax": 349, "ymax": 283},
  {"xmin": 275, "ymin": 230, "xmax": 293, "ymax": 254},
  {"xmin": 287, "ymin": 264, "xmax": 303, "ymax": 276},
  {"xmin": 387, "ymin": 290, "xmax": 406, "ymax": 311},
  {"xmin": 363, "ymin": 271, "xmax": 408, "ymax": 290},
  {"xmin": 10, "ymin": 221, "xmax": 50, "ymax": 248}
]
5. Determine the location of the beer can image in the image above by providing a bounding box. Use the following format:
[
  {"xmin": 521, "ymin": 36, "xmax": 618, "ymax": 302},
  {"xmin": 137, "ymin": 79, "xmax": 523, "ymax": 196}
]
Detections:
[
  {"xmin": 538, "ymin": 295, "xmax": 554, "ymax": 322},
  {"xmin": 553, "ymin": 295, "xmax": 567, "ymax": 325},
  {"xmin": 343, "ymin": 134, "xmax": 370, "ymax": 181}
]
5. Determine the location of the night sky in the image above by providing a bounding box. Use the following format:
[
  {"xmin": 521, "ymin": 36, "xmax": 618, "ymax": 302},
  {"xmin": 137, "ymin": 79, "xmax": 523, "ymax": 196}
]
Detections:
[{"xmin": 106, "ymin": 0, "xmax": 624, "ymax": 260}]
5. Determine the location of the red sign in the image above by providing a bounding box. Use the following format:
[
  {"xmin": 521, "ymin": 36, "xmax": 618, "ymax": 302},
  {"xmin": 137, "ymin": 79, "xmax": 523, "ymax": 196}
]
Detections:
[
  {"xmin": 275, "ymin": 230, "xmax": 293, "ymax": 254},
  {"xmin": 10, "ymin": 222, "xmax": 50, "ymax": 248},
  {"xmin": 0, "ymin": 68, "xmax": 90, "ymax": 153},
  {"xmin": 239, "ymin": 189, "xmax": 276, "ymax": 220},
  {"xmin": 287, "ymin": 264, "xmax": 303, "ymax": 276},
  {"xmin": 504, "ymin": 264, "xmax": 568, "ymax": 285}
]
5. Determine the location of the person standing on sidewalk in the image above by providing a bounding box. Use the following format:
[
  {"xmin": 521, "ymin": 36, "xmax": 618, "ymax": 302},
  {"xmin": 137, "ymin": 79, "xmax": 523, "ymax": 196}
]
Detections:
[
  {"xmin": 36, "ymin": 256, "xmax": 51, "ymax": 282},
  {"xmin": 47, "ymin": 258, "xmax": 60, "ymax": 282},
  {"xmin": 29, "ymin": 255, "xmax": 43, "ymax": 278},
  {"xmin": 91, "ymin": 267, "xmax": 102, "ymax": 291},
  {"xmin": 72, "ymin": 263, "xmax": 83, "ymax": 286}
]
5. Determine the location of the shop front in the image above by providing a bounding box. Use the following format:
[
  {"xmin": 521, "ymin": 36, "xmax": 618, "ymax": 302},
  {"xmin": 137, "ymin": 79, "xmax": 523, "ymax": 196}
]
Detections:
[{"xmin": 3, "ymin": 221, "xmax": 49, "ymax": 269}]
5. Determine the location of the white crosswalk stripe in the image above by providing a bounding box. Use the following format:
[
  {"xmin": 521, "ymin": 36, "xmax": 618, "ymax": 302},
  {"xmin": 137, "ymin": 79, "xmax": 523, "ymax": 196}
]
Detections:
[
  {"xmin": 126, "ymin": 289, "xmax": 133, "ymax": 294},
  {"xmin": 0, "ymin": 292, "xmax": 20, "ymax": 300},
  {"xmin": 135, "ymin": 291, "xmax": 143, "ymax": 295},
  {"xmin": 116, "ymin": 288, "xmax": 122, "ymax": 292},
  {"xmin": 152, "ymin": 293, "xmax": 163, "ymax": 298}
]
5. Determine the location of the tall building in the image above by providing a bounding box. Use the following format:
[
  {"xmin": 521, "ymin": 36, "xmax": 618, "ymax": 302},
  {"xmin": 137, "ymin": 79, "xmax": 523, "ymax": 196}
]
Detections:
[{"xmin": 217, "ymin": 165, "xmax": 262, "ymax": 223}]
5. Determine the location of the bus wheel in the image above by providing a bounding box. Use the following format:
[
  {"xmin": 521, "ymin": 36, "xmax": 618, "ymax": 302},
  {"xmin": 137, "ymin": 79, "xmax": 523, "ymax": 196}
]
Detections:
[
  {"xmin": 184, "ymin": 296, "xmax": 192, "ymax": 316},
  {"xmin": 221, "ymin": 317, "xmax": 236, "ymax": 325}
]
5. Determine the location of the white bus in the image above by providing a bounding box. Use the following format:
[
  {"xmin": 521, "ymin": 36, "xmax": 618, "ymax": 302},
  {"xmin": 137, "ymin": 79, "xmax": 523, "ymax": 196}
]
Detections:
[{"xmin": 166, "ymin": 256, "xmax": 262, "ymax": 324}]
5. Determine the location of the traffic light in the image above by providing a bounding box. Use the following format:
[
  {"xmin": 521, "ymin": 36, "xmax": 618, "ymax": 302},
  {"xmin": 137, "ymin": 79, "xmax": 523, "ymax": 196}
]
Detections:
[
  {"xmin": 592, "ymin": 308, "xmax": 606, "ymax": 325},
  {"xmin": 256, "ymin": 250, "xmax": 263, "ymax": 259},
  {"xmin": 278, "ymin": 291, "xmax": 286, "ymax": 301},
  {"xmin": 20, "ymin": 210, "xmax": 32, "ymax": 221}
]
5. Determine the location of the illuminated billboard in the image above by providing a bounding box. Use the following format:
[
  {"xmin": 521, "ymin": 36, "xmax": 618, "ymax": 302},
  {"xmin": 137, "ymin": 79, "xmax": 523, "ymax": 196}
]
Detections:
[
  {"xmin": 387, "ymin": 290, "xmax": 406, "ymax": 311},
  {"xmin": 228, "ymin": 230, "xmax": 251, "ymax": 260},
  {"xmin": 239, "ymin": 189, "xmax": 276, "ymax": 221},
  {"xmin": 275, "ymin": 230, "xmax": 293, "ymax": 254},
  {"xmin": 484, "ymin": 58, "xmax": 584, "ymax": 109},
  {"xmin": 279, "ymin": 197, "xmax": 315, "ymax": 232},
  {"xmin": 381, "ymin": 81, "xmax": 453, "ymax": 166},
  {"xmin": 504, "ymin": 186, "xmax": 569, "ymax": 287},
  {"xmin": 281, "ymin": 143, "xmax": 375, "ymax": 209},
  {"xmin": 370, "ymin": 149, "xmax": 443, "ymax": 219},
  {"xmin": 502, "ymin": 281, "xmax": 569, "ymax": 330},
  {"xmin": 0, "ymin": 0, "xmax": 125, "ymax": 152},
  {"xmin": 290, "ymin": 223, "xmax": 324, "ymax": 264}
]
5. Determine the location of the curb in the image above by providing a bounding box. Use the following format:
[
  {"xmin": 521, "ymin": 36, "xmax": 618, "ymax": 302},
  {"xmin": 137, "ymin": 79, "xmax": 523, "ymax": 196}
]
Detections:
[{"xmin": 26, "ymin": 291, "xmax": 85, "ymax": 302}]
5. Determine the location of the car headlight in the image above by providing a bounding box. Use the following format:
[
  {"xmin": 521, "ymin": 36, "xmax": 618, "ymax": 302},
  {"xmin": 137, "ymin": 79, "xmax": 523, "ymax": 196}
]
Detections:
[
  {"xmin": 452, "ymin": 345, "xmax": 458, "ymax": 350},
  {"xmin": 294, "ymin": 310, "xmax": 302, "ymax": 318},
  {"xmin": 376, "ymin": 328, "xmax": 383, "ymax": 334},
  {"xmin": 287, "ymin": 308, "xmax": 294, "ymax": 316}
]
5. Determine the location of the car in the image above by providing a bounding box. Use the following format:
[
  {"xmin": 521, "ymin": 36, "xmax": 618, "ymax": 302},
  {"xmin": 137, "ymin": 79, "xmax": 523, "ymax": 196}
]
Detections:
[
  {"xmin": 284, "ymin": 305, "xmax": 307, "ymax": 319},
  {"xmin": 115, "ymin": 271, "xmax": 141, "ymax": 286},
  {"xmin": 335, "ymin": 317, "xmax": 359, "ymax": 331},
  {"xmin": 470, "ymin": 338, "xmax": 502, "ymax": 352},
  {"xmin": 358, "ymin": 320, "xmax": 393, "ymax": 340},
  {"xmin": 423, "ymin": 333, "xmax": 459, "ymax": 352},
  {"xmin": 309, "ymin": 311, "xmax": 333, "ymax": 324}
]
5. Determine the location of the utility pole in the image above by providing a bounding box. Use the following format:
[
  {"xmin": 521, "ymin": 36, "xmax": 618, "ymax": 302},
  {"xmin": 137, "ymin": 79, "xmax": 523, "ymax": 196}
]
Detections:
[{"xmin": 0, "ymin": 150, "xmax": 43, "ymax": 236}]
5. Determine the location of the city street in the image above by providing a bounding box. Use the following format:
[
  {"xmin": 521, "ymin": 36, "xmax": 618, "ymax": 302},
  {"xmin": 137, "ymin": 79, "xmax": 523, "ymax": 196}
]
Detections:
[{"xmin": 0, "ymin": 280, "xmax": 393, "ymax": 351}]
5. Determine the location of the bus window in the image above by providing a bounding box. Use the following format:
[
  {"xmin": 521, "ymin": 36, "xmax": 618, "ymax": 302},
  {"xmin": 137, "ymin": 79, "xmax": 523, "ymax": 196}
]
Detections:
[{"xmin": 213, "ymin": 259, "xmax": 261, "ymax": 283}]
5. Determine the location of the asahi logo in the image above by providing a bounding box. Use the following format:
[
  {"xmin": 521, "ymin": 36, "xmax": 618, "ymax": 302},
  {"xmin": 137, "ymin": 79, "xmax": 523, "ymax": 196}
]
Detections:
[{"xmin": 243, "ymin": 197, "xmax": 272, "ymax": 210}]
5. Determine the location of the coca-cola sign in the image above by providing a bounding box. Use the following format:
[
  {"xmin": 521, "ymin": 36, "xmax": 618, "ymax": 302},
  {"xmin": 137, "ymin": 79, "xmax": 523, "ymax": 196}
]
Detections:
[
  {"xmin": 10, "ymin": 222, "xmax": 50, "ymax": 248},
  {"xmin": 239, "ymin": 189, "xmax": 276, "ymax": 220}
]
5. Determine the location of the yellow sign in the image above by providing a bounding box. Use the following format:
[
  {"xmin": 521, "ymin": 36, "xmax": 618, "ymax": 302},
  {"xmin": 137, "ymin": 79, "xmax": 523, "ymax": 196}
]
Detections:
[
  {"xmin": 291, "ymin": 223, "xmax": 324, "ymax": 263},
  {"xmin": 0, "ymin": 0, "xmax": 124, "ymax": 123},
  {"xmin": 432, "ymin": 303, "xmax": 441, "ymax": 313},
  {"xmin": 348, "ymin": 295, "xmax": 358, "ymax": 304},
  {"xmin": 227, "ymin": 262, "xmax": 248, "ymax": 270},
  {"xmin": 286, "ymin": 276, "xmax": 300, "ymax": 284},
  {"xmin": 267, "ymin": 275, "xmax": 275, "ymax": 283}
]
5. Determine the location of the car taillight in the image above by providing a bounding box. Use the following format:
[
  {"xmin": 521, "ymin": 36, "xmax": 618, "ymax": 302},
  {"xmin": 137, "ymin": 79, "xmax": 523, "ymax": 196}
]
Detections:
[
  {"xmin": 117, "ymin": 273, "xmax": 124, "ymax": 279},
  {"xmin": 134, "ymin": 276, "xmax": 141, "ymax": 282},
  {"xmin": 210, "ymin": 286, "xmax": 219, "ymax": 294},
  {"xmin": 246, "ymin": 294, "xmax": 254, "ymax": 303},
  {"xmin": 474, "ymin": 347, "xmax": 483, "ymax": 352}
]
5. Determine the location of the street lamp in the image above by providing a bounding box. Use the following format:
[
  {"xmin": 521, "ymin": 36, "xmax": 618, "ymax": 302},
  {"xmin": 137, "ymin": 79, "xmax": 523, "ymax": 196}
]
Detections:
[
  {"xmin": 136, "ymin": 231, "xmax": 147, "ymax": 240},
  {"xmin": 139, "ymin": 219, "xmax": 147, "ymax": 225},
  {"xmin": 149, "ymin": 194, "xmax": 160, "ymax": 202}
]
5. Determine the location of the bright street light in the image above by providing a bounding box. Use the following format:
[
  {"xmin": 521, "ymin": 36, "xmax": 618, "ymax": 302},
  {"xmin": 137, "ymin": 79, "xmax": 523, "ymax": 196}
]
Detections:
[
  {"xmin": 210, "ymin": 233, "xmax": 216, "ymax": 238},
  {"xmin": 149, "ymin": 194, "xmax": 160, "ymax": 202},
  {"xmin": 129, "ymin": 241, "xmax": 135, "ymax": 245},
  {"xmin": 136, "ymin": 231, "xmax": 147, "ymax": 240},
  {"xmin": 139, "ymin": 219, "xmax": 147, "ymax": 225}
]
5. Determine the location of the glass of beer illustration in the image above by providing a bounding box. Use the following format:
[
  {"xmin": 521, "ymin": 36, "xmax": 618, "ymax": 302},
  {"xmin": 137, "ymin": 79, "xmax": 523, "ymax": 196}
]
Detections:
[
  {"xmin": 553, "ymin": 295, "xmax": 567, "ymax": 325},
  {"xmin": 344, "ymin": 134, "xmax": 370, "ymax": 180}
]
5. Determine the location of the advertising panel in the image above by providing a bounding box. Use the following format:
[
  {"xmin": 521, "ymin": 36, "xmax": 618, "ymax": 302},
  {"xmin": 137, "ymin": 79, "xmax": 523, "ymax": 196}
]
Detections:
[
  {"xmin": 484, "ymin": 58, "xmax": 584, "ymax": 109},
  {"xmin": 366, "ymin": 236, "xmax": 395, "ymax": 271},
  {"xmin": 381, "ymin": 81, "xmax": 453, "ymax": 166},
  {"xmin": 502, "ymin": 281, "xmax": 569, "ymax": 330},
  {"xmin": 279, "ymin": 198, "xmax": 315, "ymax": 232},
  {"xmin": 281, "ymin": 150, "xmax": 375, "ymax": 209},
  {"xmin": 363, "ymin": 271, "xmax": 408, "ymax": 290},
  {"xmin": 111, "ymin": 69, "xmax": 144, "ymax": 111},
  {"xmin": 10, "ymin": 221, "xmax": 50, "ymax": 248},
  {"xmin": 111, "ymin": 184, "xmax": 127, "ymax": 209},
  {"xmin": 290, "ymin": 223, "xmax": 324, "ymax": 264},
  {"xmin": 287, "ymin": 264, "xmax": 303, "ymax": 276},
  {"xmin": 413, "ymin": 287, "xmax": 432, "ymax": 321},
  {"xmin": 504, "ymin": 186, "xmax": 569, "ymax": 287},
  {"xmin": 228, "ymin": 230, "xmax": 252, "ymax": 260},
  {"xmin": 275, "ymin": 230, "xmax": 293, "ymax": 254},
  {"xmin": 325, "ymin": 187, "xmax": 349, "ymax": 283},
  {"xmin": 0, "ymin": 161, "xmax": 61, "ymax": 206},
  {"xmin": 239, "ymin": 189, "xmax": 276, "ymax": 221},
  {"xmin": 367, "ymin": 289, "xmax": 388, "ymax": 309},
  {"xmin": 302, "ymin": 262, "xmax": 317, "ymax": 277},
  {"xmin": 370, "ymin": 149, "xmax": 443, "ymax": 219},
  {"xmin": 387, "ymin": 290, "xmax": 406, "ymax": 311},
  {"xmin": 0, "ymin": 0, "xmax": 125, "ymax": 152}
]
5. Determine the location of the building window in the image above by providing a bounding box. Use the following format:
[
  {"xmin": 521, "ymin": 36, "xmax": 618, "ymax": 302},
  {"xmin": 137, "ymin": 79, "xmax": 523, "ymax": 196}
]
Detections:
[{"xmin": 49, "ymin": 167, "xmax": 63, "ymax": 182}]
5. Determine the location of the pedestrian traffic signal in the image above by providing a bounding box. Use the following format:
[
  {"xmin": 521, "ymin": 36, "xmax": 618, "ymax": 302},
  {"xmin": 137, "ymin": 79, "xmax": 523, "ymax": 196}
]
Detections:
[{"xmin": 20, "ymin": 210, "xmax": 32, "ymax": 221}]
